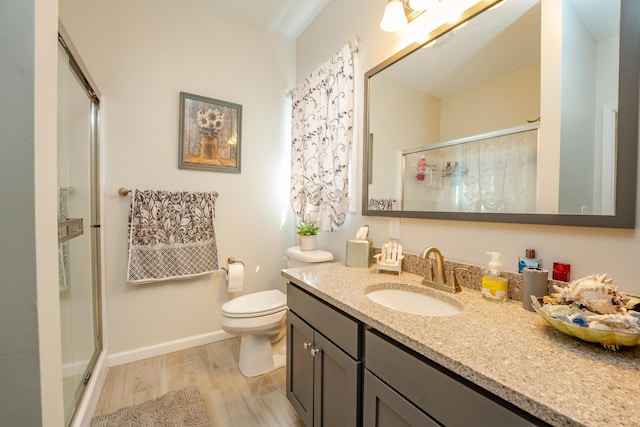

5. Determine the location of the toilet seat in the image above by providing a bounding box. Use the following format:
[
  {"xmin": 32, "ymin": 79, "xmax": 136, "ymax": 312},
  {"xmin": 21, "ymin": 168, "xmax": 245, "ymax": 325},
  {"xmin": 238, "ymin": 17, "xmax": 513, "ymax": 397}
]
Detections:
[{"xmin": 222, "ymin": 289, "xmax": 287, "ymax": 318}]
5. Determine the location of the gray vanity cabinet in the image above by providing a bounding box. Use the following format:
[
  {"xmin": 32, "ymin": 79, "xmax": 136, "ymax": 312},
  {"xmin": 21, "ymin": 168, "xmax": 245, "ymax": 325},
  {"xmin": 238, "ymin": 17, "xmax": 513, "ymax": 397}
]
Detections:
[
  {"xmin": 364, "ymin": 329, "xmax": 545, "ymax": 427},
  {"xmin": 286, "ymin": 283, "xmax": 362, "ymax": 427}
]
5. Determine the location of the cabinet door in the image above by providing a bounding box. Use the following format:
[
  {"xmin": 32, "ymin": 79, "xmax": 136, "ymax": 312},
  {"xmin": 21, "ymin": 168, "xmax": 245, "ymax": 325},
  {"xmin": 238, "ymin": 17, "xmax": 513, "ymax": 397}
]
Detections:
[
  {"xmin": 313, "ymin": 332, "xmax": 361, "ymax": 427},
  {"xmin": 363, "ymin": 370, "xmax": 439, "ymax": 427},
  {"xmin": 287, "ymin": 311, "xmax": 315, "ymax": 427}
]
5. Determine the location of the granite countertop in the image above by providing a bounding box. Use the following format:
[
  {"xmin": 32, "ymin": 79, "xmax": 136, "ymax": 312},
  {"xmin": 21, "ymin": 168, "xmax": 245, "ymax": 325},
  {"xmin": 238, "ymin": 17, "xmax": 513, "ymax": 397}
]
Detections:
[{"xmin": 281, "ymin": 263, "xmax": 640, "ymax": 427}]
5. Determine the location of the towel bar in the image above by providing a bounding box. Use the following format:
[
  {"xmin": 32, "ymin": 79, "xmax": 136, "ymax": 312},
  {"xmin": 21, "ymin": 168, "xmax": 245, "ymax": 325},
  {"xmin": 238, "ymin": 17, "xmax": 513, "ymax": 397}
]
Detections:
[{"xmin": 118, "ymin": 187, "xmax": 219, "ymax": 198}]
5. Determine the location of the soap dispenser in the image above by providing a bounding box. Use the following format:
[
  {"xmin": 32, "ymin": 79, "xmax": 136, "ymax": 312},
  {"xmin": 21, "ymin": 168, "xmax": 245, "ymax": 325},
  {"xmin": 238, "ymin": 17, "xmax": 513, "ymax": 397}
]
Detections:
[{"xmin": 481, "ymin": 252, "xmax": 509, "ymax": 302}]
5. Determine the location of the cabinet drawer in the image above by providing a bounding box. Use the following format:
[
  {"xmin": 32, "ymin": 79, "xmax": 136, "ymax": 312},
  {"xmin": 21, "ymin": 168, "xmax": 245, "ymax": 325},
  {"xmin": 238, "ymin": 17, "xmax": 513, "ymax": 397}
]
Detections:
[
  {"xmin": 287, "ymin": 283, "xmax": 361, "ymax": 359},
  {"xmin": 365, "ymin": 329, "xmax": 541, "ymax": 427}
]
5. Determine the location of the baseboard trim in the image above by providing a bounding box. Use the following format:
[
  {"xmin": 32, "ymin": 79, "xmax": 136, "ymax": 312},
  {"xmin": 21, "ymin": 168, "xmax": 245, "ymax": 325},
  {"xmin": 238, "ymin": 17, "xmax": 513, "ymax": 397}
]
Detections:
[
  {"xmin": 107, "ymin": 330, "xmax": 234, "ymax": 367},
  {"xmin": 62, "ymin": 358, "xmax": 91, "ymax": 378},
  {"xmin": 71, "ymin": 350, "xmax": 108, "ymax": 427}
]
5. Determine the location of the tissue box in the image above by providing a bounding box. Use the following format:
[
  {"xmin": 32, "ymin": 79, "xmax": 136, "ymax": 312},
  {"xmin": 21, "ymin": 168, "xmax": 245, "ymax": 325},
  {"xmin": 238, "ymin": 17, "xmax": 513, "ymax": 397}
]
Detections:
[{"xmin": 346, "ymin": 240, "xmax": 373, "ymax": 268}]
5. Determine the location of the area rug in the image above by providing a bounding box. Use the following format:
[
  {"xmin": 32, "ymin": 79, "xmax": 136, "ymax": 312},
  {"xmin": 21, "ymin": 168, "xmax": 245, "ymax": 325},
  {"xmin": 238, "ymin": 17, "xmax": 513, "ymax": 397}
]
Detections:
[{"xmin": 90, "ymin": 385, "xmax": 211, "ymax": 427}]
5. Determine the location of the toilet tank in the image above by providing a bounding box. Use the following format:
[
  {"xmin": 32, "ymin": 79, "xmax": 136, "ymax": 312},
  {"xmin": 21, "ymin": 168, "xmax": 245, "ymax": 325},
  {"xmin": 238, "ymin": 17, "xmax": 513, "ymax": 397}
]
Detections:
[{"xmin": 286, "ymin": 246, "xmax": 334, "ymax": 268}]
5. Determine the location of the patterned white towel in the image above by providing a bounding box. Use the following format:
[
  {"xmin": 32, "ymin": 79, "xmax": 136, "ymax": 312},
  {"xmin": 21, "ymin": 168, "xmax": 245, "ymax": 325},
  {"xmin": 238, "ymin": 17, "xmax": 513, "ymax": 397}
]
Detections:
[
  {"xmin": 368, "ymin": 198, "xmax": 394, "ymax": 211},
  {"xmin": 127, "ymin": 189, "xmax": 219, "ymax": 283}
]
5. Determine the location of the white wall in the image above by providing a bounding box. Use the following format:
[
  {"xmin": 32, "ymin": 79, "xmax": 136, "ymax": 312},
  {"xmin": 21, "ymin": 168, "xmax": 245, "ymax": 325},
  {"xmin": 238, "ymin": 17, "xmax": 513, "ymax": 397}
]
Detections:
[
  {"xmin": 593, "ymin": 35, "xmax": 619, "ymax": 214},
  {"xmin": 59, "ymin": 0, "xmax": 297, "ymax": 358},
  {"xmin": 35, "ymin": 0, "xmax": 65, "ymax": 420},
  {"xmin": 538, "ymin": 0, "xmax": 562, "ymax": 213},
  {"xmin": 298, "ymin": 0, "xmax": 640, "ymax": 293},
  {"xmin": 440, "ymin": 63, "xmax": 540, "ymax": 141},
  {"xmin": 369, "ymin": 74, "xmax": 440, "ymax": 201},
  {"xmin": 559, "ymin": 0, "xmax": 597, "ymax": 214}
]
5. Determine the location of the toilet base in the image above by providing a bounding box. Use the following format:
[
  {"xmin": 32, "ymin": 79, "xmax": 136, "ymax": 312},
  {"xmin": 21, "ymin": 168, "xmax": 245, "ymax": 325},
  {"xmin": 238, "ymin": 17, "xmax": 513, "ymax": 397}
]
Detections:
[{"xmin": 238, "ymin": 333, "xmax": 286, "ymax": 377}]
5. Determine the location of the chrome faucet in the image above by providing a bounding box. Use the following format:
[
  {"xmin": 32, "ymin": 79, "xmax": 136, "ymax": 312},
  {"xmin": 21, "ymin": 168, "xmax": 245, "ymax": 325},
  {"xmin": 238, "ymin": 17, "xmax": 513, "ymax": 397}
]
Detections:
[{"xmin": 418, "ymin": 247, "xmax": 466, "ymax": 293}]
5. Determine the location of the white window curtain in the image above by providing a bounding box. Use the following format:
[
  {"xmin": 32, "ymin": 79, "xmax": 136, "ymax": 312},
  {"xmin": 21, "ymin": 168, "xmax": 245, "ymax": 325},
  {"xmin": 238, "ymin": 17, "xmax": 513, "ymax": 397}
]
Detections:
[{"xmin": 290, "ymin": 44, "xmax": 355, "ymax": 231}]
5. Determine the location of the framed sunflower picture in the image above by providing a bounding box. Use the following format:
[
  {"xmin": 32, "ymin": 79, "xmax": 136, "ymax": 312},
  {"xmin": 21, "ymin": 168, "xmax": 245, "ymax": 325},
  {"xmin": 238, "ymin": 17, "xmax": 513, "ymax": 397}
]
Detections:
[{"xmin": 178, "ymin": 91, "xmax": 242, "ymax": 173}]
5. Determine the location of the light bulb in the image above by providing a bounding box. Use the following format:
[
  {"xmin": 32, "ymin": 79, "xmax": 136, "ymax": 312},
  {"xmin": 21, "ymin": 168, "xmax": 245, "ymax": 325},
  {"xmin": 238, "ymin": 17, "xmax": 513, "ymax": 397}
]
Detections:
[{"xmin": 380, "ymin": 0, "xmax": 408, "ymax": 32}]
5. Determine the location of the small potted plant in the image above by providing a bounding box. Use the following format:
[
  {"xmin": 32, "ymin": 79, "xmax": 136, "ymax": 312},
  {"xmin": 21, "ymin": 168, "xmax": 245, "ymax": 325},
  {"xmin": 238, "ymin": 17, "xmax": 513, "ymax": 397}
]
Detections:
[{"xmin": 296, "ymin": 221, "xmax": 319, "ymax": 251}]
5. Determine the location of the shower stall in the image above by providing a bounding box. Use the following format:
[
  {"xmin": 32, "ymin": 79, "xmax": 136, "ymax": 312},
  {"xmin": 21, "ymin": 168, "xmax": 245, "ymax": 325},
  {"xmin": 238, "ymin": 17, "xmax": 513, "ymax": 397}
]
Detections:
[{"xmin": 57, "ymin": 33, "xmax": 102, "ymax": 426}]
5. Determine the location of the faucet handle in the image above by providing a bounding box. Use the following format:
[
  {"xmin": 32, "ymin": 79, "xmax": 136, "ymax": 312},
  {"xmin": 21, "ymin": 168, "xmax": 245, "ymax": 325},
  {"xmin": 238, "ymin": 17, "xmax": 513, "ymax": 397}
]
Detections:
[
  {"xmin": 424, "ymin": 258, "xmax": 434, "ymax": 281},
  {"xmin": 449, "ymin": 266, "xmax": 468, "ymax": 293}
]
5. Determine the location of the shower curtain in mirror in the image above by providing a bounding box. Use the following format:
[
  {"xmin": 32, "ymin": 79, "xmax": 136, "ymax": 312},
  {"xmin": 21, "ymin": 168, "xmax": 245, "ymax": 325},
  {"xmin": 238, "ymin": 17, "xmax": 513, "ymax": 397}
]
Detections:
[
  {"xmin": 290, "ymin": 44, "xmax": 354, "ymax": 231},
  {"xmin": 462, "ymin": 130, "xmax": 538, "ymax": 212}
]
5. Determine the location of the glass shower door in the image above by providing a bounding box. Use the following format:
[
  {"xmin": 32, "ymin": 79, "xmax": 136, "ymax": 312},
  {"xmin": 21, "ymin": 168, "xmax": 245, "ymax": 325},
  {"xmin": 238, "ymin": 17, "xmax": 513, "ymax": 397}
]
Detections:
[{"xmin": 57, "ymin": 38, "xmax": 102, "ymax": 426}]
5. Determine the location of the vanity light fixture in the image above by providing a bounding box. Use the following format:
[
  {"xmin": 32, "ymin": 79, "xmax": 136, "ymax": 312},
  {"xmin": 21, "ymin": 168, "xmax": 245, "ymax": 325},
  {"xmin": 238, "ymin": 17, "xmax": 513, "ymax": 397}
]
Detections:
[
  {"xmin": 380, "ymin": 0, "xmax": 408, "ymax": 32},
  {"xmin": 380, "ymin": 0, "xmax": 440, "ymax": 32},
  {"xmin": 409, "ymin": 0, "xmax": 439, "ymax": 11}
]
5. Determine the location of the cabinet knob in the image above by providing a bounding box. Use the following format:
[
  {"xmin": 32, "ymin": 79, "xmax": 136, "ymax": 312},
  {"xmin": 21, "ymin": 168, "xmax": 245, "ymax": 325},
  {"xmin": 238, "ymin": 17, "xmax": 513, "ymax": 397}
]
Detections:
[
  {"xmin": 310, "ymin": 347, "xmax": 320, "ymax": 356},
  {"xmin": 303, "ymin": 342, "xmax": 312, "ymax": 350}
]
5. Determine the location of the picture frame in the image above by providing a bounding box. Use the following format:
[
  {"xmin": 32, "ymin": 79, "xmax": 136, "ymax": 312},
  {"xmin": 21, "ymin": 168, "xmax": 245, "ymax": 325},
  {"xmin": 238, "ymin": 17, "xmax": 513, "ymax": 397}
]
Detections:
[{"xmin": 178, "ymin": 91, "xmax": 242, "ymax": 173}]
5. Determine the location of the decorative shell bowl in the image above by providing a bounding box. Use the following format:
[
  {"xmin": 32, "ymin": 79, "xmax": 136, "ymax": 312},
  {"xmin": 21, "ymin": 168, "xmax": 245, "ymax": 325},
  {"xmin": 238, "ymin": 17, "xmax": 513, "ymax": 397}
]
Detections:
[
  {"xmin": 532, "ymin": 298, "xmax": 640, "ymax": 351},
  {"xmin": 531, "ymin": 274, "xmax": 640, "ymax": 351}
]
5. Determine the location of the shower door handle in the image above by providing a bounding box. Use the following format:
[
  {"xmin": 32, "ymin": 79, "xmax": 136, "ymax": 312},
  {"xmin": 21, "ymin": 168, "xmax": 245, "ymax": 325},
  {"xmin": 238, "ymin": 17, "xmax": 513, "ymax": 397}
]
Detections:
[{"xmin": 58, "ymin": 218, "xmax": 84, "ymax": 243}]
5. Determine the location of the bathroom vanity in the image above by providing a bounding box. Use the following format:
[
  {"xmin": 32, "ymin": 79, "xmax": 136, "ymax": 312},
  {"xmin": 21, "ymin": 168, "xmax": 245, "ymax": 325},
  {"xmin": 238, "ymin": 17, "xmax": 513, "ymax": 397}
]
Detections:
[{"xmin": 282, "ymin": 263, "xmax": 640, "ymax": 427}]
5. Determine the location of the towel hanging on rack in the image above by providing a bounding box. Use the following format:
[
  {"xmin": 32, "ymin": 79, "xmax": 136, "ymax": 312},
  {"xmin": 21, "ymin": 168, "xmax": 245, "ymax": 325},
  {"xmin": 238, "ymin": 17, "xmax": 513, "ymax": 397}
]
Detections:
[{"xmin": 126, "ymin": 189, "xmax": 219, "ymax": 283}]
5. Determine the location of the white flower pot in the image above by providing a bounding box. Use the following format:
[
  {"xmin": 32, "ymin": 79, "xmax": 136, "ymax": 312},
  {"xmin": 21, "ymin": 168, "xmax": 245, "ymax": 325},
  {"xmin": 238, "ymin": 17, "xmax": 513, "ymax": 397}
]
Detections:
[{"xmin": 298, "ymin": 235, "xmax": 317, "ymax": 251}]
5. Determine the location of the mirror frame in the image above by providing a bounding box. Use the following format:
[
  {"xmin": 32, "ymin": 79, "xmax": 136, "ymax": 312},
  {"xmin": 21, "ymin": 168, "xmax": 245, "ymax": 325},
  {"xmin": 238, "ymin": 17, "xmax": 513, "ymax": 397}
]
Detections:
[{"xmin": 362, "ymin": 0, "xmax": 640, "ymax": 228}]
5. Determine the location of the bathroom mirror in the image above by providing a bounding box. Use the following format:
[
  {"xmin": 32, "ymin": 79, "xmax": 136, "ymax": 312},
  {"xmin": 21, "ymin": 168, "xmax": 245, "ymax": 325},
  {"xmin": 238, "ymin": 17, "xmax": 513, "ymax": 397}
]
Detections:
[{"xmin": 363, "ymin": 0, "xmax": 639, "ymax": 228}]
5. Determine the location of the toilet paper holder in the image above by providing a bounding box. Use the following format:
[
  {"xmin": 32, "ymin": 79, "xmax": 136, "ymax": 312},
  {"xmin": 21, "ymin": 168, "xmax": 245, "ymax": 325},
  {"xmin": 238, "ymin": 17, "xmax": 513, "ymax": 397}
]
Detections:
[{"xmin": 221, "ymin": 257, "xmax": 245, "ymax": 274}]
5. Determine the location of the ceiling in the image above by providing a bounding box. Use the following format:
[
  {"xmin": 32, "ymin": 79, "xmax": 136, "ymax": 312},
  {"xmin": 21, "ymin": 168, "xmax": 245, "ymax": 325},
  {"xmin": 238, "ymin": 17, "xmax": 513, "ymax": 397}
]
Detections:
[{"xmin": 195, "ymin": 0, "xmax": 330, "ymax": 38}]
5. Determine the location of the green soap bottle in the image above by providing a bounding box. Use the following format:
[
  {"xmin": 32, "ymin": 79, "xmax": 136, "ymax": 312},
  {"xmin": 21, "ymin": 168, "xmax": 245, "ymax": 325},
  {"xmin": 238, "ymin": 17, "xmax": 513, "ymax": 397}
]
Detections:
[{"xmin": 481, "ymin": 251, "xmax": 508, "ymax": 302}]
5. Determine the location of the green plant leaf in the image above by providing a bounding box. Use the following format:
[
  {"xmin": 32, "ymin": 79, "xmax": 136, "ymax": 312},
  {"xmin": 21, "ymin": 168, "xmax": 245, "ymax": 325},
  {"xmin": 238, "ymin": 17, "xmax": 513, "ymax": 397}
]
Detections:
[{"xmin": 296, "ymin": 221, "xmax": 319, "ymax": 236}]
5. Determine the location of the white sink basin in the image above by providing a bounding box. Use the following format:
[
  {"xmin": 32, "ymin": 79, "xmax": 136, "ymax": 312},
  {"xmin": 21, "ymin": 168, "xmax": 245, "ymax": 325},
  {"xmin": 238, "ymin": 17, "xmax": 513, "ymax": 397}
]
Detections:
[{"xmin": 366, "ymin": 288, "xmax": 461, "ymax": 317}]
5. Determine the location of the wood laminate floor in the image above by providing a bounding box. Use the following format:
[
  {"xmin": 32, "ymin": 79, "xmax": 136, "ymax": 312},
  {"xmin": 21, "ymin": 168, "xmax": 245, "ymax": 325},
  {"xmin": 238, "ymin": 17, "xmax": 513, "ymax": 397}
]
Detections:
[{"xmin": 93, "ymin": 338, "xmax": 304, "ymax": 426}]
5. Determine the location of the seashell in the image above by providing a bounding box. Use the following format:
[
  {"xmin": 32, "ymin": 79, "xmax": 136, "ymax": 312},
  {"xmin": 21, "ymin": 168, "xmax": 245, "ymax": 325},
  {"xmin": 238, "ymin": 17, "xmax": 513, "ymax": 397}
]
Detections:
[
  {"xmin": 588, "ymin": 313, "xmax": 640, "ymax": 334},
  {"xmin": 552, "ymin": 273, "xmax": 628, "ymax": 315},
  {"xmin": 588, "ymin": 321, "xmax": 612, "ymax": 331}
]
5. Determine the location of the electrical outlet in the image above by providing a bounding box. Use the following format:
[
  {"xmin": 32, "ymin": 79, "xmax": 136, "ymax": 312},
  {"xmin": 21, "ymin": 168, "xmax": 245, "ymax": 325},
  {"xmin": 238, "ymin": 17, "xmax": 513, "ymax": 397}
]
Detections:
[{"xmin": 388, "ymin": 218, "xmax": 400, "ymax": 239}]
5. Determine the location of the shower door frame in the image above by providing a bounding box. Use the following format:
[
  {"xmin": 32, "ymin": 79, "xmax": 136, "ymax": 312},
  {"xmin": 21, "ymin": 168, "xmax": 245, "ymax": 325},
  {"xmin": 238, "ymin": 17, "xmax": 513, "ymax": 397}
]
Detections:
[{"xmin": 58, "ymin": 31, "xmax": 103, "ymax": 426}]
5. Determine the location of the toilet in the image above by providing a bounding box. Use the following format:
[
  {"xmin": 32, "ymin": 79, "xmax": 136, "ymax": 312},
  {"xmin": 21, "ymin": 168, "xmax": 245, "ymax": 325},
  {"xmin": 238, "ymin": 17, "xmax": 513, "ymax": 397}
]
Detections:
[
  {"xmin": 221, "ymin": 247, "xmax": 333, "ymax": 377},
  {"xmin": 221, "ymin": 289, "xmax": 288, "ymax": 377}
]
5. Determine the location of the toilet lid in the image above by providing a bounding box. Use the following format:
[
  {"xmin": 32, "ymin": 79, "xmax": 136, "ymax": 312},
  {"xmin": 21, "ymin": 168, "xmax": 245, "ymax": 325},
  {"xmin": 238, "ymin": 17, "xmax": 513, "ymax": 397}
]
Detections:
[{"xmin": 222, "ymin": 289, "xmax": 287, "ymax": 318}]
